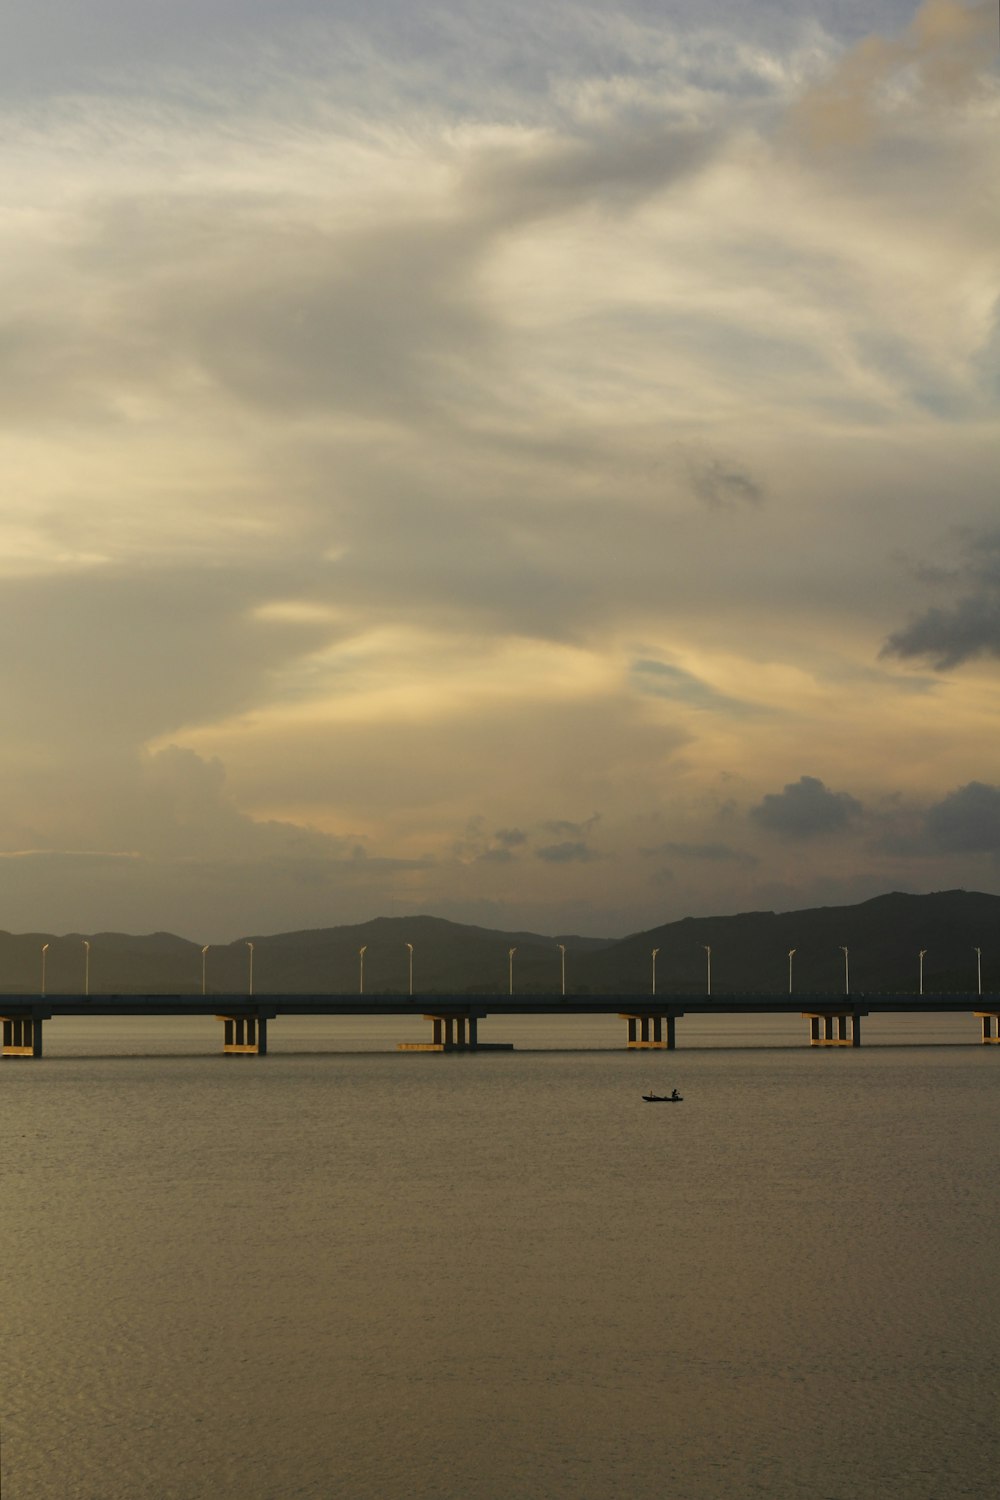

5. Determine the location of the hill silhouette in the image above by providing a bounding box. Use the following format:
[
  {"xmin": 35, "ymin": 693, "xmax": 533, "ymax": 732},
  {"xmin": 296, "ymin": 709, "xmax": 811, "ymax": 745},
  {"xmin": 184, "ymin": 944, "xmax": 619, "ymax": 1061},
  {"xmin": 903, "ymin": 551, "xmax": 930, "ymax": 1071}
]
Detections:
[{"xmin": 0, "ymin": 891, "xmax": 995, "ymax": 997}]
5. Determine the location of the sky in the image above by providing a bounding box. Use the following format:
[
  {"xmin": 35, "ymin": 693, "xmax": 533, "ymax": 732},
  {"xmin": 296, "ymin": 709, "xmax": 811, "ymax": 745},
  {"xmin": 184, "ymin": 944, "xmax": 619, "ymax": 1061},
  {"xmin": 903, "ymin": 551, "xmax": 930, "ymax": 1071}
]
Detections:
[{"xmin": 0, "ymin": 0, "xmax": 997, "ymax": 941}]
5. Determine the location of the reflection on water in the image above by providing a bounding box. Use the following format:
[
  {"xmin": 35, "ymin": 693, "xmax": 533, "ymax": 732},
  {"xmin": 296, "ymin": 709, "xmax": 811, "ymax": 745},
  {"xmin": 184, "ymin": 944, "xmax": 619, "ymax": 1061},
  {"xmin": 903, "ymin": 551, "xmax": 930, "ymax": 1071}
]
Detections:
[{"xmin": 1, "ymin": 1015, "xmax": 997, "ymax": 1499}]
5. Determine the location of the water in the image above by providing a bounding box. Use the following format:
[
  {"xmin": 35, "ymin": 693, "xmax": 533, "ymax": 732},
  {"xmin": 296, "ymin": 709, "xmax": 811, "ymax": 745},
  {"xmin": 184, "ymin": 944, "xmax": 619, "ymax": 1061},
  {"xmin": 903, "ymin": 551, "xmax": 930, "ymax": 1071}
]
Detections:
[{"xmin": 1, "ymin": 1014, "xmax": 998, "ymax": 1499}]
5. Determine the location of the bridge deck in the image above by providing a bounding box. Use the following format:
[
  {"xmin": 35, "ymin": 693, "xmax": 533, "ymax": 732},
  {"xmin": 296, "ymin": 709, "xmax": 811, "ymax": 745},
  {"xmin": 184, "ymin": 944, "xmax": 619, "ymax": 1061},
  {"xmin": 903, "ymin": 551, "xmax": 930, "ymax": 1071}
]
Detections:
[{"xmin": 0, "ymin": 992, "xmax": 992, "ymax": 1017}]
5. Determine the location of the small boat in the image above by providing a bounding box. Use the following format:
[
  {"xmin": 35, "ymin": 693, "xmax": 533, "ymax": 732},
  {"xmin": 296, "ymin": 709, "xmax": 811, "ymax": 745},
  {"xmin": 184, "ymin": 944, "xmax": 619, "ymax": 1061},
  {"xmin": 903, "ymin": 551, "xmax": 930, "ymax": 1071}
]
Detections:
[{"xmin": 642, "ymin": 1092, "xmax": 682, "ymax": 1103}]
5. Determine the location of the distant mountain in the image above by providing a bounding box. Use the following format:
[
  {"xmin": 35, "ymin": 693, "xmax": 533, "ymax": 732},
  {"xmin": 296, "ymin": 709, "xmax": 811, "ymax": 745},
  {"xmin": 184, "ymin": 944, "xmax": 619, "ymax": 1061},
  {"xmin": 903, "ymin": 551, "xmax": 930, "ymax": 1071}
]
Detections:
[
  {"xmin": 0, "ymin": 891, "xmax": 995, "ymax": 996},
  {"xmin": 588, "ymin": 890, "xmax": 1000, "ymax": 995},
  {"xmin": 0, "ymin": 914, "xmax": 613, "ymax": 997}
]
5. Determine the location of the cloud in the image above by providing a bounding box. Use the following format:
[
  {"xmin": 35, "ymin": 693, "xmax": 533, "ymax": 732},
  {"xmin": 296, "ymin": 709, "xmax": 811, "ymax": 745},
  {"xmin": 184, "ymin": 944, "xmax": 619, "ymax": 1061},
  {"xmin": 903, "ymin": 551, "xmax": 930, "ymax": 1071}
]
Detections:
[
  {"xmin": 476, "ymin": 846, "xmax": 515, "ymax": 864},
  {"xmin": 0, "ymin": 563, "xmax": 345, "ymax": 749},
  {"xmin": 884, "ymin": 532, "xmax": 1000, "ymax": 668},
  {"xmin": 631, "ymin": 660, "xmax": 763, "ymax": 717},
  {"xmin": 467, "ymin": 117, "xmax": 719, "ymax": 227},
  {"xmin": 750, "ymin": 775, "xmax": 863, "ymax": 838},
  {"xmin": 690, "ymin": 457, "xmax": 765, "ymax": 509},
  {"xmin": 455, "ymin": 818, "xmax": 528, "ymax": 864},
  {"xmin": 791, "ymin": 0, "xmax": 994, "ymax": 149},
  {"xmin": 641, "ymin": 840, "xmax": 759, "ymax": 867},
  {"xmin": 535, "ymin": 840, "xmax": 602, "ymax": 863},
  {"xmin": 540, "ymin": 814, "xmax": 600, "ymax": 839},
  {"xmin": 924, "ymin": 782, "xmax": 1000, "ymax": 854},
  {"xmin": 0, "ymin": 0, "xmax": 996, "ymax": 939}
]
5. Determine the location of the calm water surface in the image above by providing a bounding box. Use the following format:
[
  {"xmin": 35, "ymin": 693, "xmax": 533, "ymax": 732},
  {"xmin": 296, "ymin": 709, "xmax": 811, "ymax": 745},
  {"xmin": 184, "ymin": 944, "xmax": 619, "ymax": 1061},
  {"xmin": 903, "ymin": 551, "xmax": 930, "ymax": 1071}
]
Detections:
[{"xmin": 1, "ymin": 1013, "xmax": 998, "ymax": 1499}]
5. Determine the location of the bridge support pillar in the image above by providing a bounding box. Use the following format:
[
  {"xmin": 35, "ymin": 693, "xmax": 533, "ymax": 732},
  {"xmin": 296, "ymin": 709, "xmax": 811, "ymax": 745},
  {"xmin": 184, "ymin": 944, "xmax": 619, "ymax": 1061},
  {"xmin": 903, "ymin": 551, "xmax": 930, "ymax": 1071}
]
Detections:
[
  {"xmin": 216, "ymin": 1014, "xmax": 268, "ymax": 1055},
  {"xmin": 975, "ymin": 1012, "xmax": 1000, "ymax": 1044},
  {"xmin": 803, "ymin": 1011, "xmax": 861, "ymax": 1047},
  {"xmin": 620, "ymin": 1013, "xmax": 675, "ymax": 1049},
  {"xmin": 2, "ymin": 1016, "xmax": 43, "ymax": 1057},
  {"xmin": 398, "ymin": 1013, "xmax": 495, "ymax": 1051}
]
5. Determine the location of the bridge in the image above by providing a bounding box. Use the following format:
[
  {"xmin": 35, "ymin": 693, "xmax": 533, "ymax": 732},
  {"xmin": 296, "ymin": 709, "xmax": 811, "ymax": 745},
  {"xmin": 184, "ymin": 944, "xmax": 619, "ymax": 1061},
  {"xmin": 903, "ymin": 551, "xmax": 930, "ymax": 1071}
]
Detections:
[{"xmin": 1, "ymin": 993, "xmax": 999, "ymax": 1056}]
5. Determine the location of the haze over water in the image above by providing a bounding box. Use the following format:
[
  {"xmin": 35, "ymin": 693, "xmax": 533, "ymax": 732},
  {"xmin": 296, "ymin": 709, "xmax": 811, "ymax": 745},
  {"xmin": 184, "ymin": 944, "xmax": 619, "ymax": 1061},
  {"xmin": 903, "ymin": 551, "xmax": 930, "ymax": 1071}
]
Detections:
[{"xmin": 2, "ymin": 1013, "xmax": 997, "ymax": 1499}]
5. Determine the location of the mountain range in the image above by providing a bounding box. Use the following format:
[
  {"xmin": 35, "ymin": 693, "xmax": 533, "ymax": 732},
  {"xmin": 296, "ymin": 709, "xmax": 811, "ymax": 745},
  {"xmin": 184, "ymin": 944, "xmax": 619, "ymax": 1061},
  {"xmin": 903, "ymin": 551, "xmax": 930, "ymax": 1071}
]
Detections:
[{"xmin": 1, "ymin": 889, "xmax": 997, "ymax": 997}]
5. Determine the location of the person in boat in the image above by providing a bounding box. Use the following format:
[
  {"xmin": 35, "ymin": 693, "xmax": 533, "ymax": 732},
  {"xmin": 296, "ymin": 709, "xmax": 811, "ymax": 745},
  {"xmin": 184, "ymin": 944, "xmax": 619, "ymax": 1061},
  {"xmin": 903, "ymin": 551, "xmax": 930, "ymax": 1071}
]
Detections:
[{"xmin": 670, "ymin": 1088, "xmax": 680, "ymax": 1100}]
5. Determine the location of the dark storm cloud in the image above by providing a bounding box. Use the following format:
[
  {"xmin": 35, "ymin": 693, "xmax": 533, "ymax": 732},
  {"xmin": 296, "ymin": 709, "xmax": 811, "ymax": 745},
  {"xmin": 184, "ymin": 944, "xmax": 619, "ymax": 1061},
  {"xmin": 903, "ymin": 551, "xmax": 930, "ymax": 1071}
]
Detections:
[
  {"xmin": 924, "ymin": 782, "xmax": 1000, "ymax": 854},
  {"xmin": 883, "ymin": 533, "xmax": 1000, "ymax": 669},
  {"xmin": 750, "ymin": 776, "xmax": 863, "ymax": 838},
  {"xmin": 885, "ymin": 595, "xmax": 1000, "ymax": 669}
]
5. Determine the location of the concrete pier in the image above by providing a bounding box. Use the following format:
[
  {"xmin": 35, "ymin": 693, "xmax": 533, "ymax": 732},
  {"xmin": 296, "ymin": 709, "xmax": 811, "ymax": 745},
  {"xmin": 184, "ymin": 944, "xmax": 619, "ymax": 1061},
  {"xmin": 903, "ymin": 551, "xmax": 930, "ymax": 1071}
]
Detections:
[
  {"xmin": 216, "ymin": 1014, "xmax": 268, "ymax": 1055},
  {"xmin": 398, "ymin": 1013, "xmax": 479, "ymax": 1051},
  {"xmin": 396, "ymin": 1012, "xmax": 515, "ymax": 1051},
  {"xmin": 803, "ymin": 1011, "xmax": 862, "ymax": 1047},
  {"xmin": 1, "ymin": 1015, "xmax": 43, "ymax": 1057},
  {"xmin": 619, "ymin": 1013, "xmax": 676, "ymax": 1049},
  {"xmin": 974, "ymin": 1012, "xmax": 1000, "ymax": 1044}
]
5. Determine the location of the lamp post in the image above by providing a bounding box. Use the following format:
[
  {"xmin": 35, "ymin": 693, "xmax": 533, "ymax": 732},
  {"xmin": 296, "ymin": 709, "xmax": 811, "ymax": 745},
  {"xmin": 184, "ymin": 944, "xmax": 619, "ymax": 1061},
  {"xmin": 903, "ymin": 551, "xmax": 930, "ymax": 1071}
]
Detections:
[
  {"xmin": 406, "ymin": 942, "xmax": 414, "ymax": 997},
  {"xmin": 840, "ymin": 945, "xmax": 849, "ymax": 996},
  {"xmin": 704, "ymin": 945, "xmax": 711, "ymax": 997},
  {"xmin": 918, "ymin": 948, "xmax": 926, "ymax": 997},
  {"xmin": 558, "ymin": 943, "xmax": 566, "ymax": 997},
  {"xmin": 359, "ymin": 945, "xmax": 367, "ymax": 996},
  {"xmin": 651, "ymin": 947, "xmax": 659, "ymax": 996},
  {"xmin": 508, "ymin": 946, "xmax": 516, "ymax": 996},
  {"xmin": 246, "ymin": 941, "xmax": 254, "ymax": 997},
  {"xmin": 40, "ymin": 942, "xmax": 49, "ymax": 997},
  {"xmin": 82, "ymin": 939, "xmax": 90, "ymax": 997},
  {"xmin": 974, "ymin": 946, "xmax": 982, "ymax": 997},
  {"xmin": 201, "ymin": 944, "xmax": 210, "ymax": 997},
  {"xmin": 787, "ymin": 948, "xmax": 796, "ymax": 995}
]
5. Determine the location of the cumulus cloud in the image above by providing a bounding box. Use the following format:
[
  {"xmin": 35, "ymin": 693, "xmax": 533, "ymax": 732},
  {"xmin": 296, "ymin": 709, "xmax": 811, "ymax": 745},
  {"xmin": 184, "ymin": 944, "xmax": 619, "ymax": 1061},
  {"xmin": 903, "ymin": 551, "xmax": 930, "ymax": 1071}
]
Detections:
[
  {"xmin": 750, "ymin": 776, "xmax": 863, "ymax": 838},
  {"xmin": 924, "ymin": 782, "xmax": 1000, "ymax": 853},
  {"xmin": 884, "ymin": 532, "xmax": 1000, "ymax": 668}
]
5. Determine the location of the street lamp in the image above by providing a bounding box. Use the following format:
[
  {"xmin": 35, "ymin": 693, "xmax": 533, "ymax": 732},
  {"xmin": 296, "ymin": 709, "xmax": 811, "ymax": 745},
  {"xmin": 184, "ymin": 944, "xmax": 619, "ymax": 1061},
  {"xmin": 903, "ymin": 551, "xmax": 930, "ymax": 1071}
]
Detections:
[
  {"xmin": 508, "ymin": 946, "xmax": 516, "ymax": 996},
  {"xmin": 787, "ymin": 948, "xmax": 796, "ymax": 995},
  {"xmin": 558, "ymin": 943, "xmax": 566, "ymax": 997},
  {"xmin": 840, "ymin": 945, "xmax": 849, "ymax": 996},
  {"xmin": 82, "ymin": 939, "xmax": 91, "ymax": 997},
  {"xmin": 974, "ymin": 946, "xmax": 982, "ymax": 997},
  {"xmin": 246, "ymin": 941, "xmax": 254, "ymax": 997},
  {"xmin": 406, "ymin": 942, "xmax": 414, "ymax": 997},
  {"xmin": 359, "ymin": 945, "xmax": 367, "ymax": 996},
  {"xmin": 918, "ymin": 948, "xmax": 926, "ymax": 997},
  {"xmin": 651, "ymin": 947, "xmax": 659, "ymax": 996},
  {"xmin": 704, "ymin": 945, "xmax": 711, "ymax": 997},
  {"xmin": 40, "ymin": 942, "xmax": 49, "ymax": 997},
  {"xmin": 201, "ymin": 944, "xmax": 210, "ymax": 997}
]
